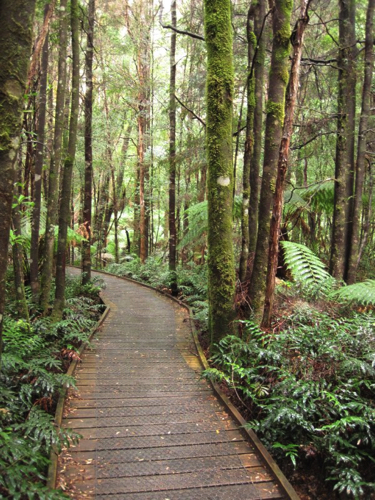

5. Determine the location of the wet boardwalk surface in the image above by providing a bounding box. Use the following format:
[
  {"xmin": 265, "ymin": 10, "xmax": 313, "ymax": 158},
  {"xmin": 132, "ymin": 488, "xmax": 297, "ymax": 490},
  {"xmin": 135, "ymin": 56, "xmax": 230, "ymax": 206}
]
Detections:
[{"xmin": 58, "ymin": 270, "xmax": 286, "ymax": 499}]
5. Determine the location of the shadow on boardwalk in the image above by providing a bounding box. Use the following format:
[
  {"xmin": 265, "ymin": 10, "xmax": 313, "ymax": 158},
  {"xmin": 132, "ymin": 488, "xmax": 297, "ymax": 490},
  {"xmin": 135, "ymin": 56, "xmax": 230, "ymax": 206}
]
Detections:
[{"xmin": 57, "ymin": 269, "xmax": 289, "ymax": 499}]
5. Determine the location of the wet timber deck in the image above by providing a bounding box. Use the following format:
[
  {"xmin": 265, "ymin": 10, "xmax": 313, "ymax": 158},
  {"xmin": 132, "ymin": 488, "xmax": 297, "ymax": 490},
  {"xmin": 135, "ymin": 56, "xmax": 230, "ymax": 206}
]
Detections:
[{"xmin": 57, "ymin": 269, "xmax": 289, "ymax": 499}]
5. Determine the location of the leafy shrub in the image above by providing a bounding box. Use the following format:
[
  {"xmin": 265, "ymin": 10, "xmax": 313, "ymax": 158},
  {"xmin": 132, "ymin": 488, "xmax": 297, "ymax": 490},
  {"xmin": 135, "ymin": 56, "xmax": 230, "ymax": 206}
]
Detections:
[{"xmin": 203, "ymin": 313, "xmax": 375, "ymax": 498}]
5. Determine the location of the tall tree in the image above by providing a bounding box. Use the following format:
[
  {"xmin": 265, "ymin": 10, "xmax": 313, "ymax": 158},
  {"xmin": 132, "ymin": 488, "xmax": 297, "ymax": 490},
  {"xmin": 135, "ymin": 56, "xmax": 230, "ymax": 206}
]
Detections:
[
  {"xmin": 40, "ymin": 0, "xmax": 69, "ymax": 311},
  {"xmin": 262, "ymin": 0, "xmax": 311, "ymax": 327},
  {"xmin": 205, "ymin": 0, "xmax": 236, "ymax": 345},
  {"xmin": 30, "ymin": 3, "xmax": 50, "ymax": 301},
  {"xmin": 82, "ymin": 0, "xmax": 96, "ymax": 285},
  {"xmin": 347, "ymin": 0, "xmax": 374, "ymax": 283},
  {"xmin": 169, "ymin": 0, "xmax": 178, "ymax": 295},
  {"xmin": 330, "ymin": 0, "xmax": 356, "ymax": 279},
  {"xmin": 239, "ymin": 6, "xmax": 255, "ymax": 282},
  {"xmin": 0, "ymin": 0, "xmax": 37, "ymax": 360},
  {"xmin": 53, "ymin": 0, "xmax": 80, "ymax": 319},
  {"xmin": 248, "ymin": 0, "xmax": 266, "ymax": 259},
  {"xmin": 247, "ymin": 0, "xmax": 293, "ymax": 319}
]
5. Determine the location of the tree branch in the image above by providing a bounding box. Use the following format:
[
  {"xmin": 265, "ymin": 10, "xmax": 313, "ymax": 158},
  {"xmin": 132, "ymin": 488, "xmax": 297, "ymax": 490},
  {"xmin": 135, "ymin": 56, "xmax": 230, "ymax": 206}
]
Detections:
[
  {"xmin": 174, "ymin": 95, "xmax": 206, "ymax": 127},
  {"xmin": 160, "ymin": 23, "xmax": 204, "ymax": 41}
]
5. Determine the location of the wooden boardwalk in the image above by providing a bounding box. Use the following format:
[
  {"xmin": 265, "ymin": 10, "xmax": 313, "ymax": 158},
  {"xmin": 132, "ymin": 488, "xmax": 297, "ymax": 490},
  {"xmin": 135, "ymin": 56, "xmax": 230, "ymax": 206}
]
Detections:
[{"xmin": 57, "ymin": 270, "xmax": 291, "ymax": 499}]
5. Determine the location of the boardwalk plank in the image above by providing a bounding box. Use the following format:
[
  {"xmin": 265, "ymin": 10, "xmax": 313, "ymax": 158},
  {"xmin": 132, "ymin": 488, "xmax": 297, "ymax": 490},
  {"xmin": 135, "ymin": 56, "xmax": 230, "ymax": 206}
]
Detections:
[{"xmin": 57, "ymin": 270, "xmax": 287, "ymax": 499}]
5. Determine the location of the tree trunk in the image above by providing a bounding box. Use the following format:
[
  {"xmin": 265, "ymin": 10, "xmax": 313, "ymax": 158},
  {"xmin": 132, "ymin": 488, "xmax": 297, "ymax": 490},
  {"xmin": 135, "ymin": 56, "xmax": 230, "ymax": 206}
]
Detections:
[
  {"xmin": 40, "ymin": 0, "xmax": 69, "ymax": 312},
  {"xmin": 169, "ymin": 0, "xmax": 178, "ymax": 295},
  {"xmin": 12, "ymin": 174, "xmax": 29, "ymax": 322},
  {"xmin": 204, "ymin": 0, "xmax": 236, "ymax": 346},
  {"xmin": 330, "ymin": 0, "xmax": 356, "ymax": 279},
  {"xmin": 30, "ymin": 4, "xmax": 50, "ymax": 301},
  {"xmin": 239, "ymin": 6, "xmax": 255, "ymax": 282},
  {"xmin": 53, "ymin": 0, "xmax": 80, "ymax": 320},
  {"xmin": 346, "ymin": 0, "xmax": 374, "ymax": 283},
  {"xmin": 262, "ymin": 0, "xmax": 310, "ymax": 328},
  {"xmin": 248, "ymin": 0, "xmax": 266, "ymax": 258},
  {"xmin": 247, "ymin": 0, "xmax": 292, "ymax": 320},
  {"xmin": 138, "ymin": 108, "xmax": 147, "ymax": 263},
  {"xmin": 82, "ymin": 0, "xmax": 95, "ymax": 285},
  {"xmin": 0, "ymin": 0, "xmax": 36, "ymax": 361}
]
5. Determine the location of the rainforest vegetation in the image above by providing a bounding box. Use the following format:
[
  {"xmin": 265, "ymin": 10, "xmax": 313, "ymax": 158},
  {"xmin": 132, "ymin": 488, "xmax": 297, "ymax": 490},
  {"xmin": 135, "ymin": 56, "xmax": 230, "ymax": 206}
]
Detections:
[{"xmin": 0, "ymin": 0, "xmax": 374, "ymax": 498}]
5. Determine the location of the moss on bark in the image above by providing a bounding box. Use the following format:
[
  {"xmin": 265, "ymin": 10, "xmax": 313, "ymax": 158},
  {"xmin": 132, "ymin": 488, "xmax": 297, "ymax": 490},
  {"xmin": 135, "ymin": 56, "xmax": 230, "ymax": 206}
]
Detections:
[
  {"xmin": 205, "ymin": 0, "xmax": 236, "ymax": 346},
  {"xmin": 0, "ymin": 1, "xmax": 36, "ymax": 361}
]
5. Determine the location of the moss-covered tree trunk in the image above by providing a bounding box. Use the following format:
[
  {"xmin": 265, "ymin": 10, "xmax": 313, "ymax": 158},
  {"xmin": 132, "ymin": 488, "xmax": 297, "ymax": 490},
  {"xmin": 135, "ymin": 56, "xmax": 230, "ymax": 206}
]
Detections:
[
  {"xmin": 30, "ymin": 4, "xmax": 50, "ymax": 301},
  {"xmin": 0, "ymin": 0, "xmax": 36, "ymax": 360},
  {"xmin": 40, "ymin": 0, "xmax": 68, "ymax": 312},
  {"xmin": 248, "ymin": 0, "xmax": 266, "ymax": 259},
  {"xmin": 169, "ymin": 0, "xmax": 178, "ymax": 295},
  {"xmin": 82, "ymin": 0, "xmax": 95, "ymax": 285},
  {"xmin": 52, "ymin": 0, "xmax": 80, "ymax": 320},
  {"xmin": 204, "ymin": 0, "xmax": 236, "ymax": 346},
  {"xmin": 347, "ymin": 0, "xmax": 374, "ymax": 284},
  {"xmin": 247, "ymin": 0, "xmax": 292, "ymax": 320}
]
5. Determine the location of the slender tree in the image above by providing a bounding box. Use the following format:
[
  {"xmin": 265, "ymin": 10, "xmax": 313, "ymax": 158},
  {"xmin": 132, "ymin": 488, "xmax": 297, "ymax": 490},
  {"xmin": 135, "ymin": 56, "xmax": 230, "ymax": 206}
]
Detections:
[
  {"xmin": 330, "ymin": 0, "xmax": 356, "ymax": 279},
  {"xmin": 40, "ymin": 0, "xmax": 69, "ymax": 311},
  {"xmin": 169, "ymin": 0, "xmax": 178, "ymax": 295},
  {"xmin": 205, "ymin": 0, "xmax": 236, "ymax": 345},
  {"xmin": 82, "ymin": 0, "xmax": 95, "ymax": 285},
  {"xmin": 11, "ymin": 171, "xmax": 29, "ymax": 322},
  {"xmin": 30, "ymin": 4, "xmax": 50, "ymax": 301},
  {"xmin": 239, "ymin": 6, "xmax": 255, "ymax": 282},
  {"xmin": 53, "ymin": 0, "xmax": 80, "ymax": 319},
  {"xmin": 0, "ymin": 0, "xmax": 37, "ymax": 360},
  {"xmin": 347, "ymin": 0, "xmax": 374, "ymax": 283},
  {"xmin": 262, "ymin": 0, "xmax": 311, "ymax": 327},
  {"xmin": 248, "ymin": 0, "xmax": 266, "ymax": 258},
  {"xmin": 247, "ymin": 0, "xmax": 293, "ymax": 320}
]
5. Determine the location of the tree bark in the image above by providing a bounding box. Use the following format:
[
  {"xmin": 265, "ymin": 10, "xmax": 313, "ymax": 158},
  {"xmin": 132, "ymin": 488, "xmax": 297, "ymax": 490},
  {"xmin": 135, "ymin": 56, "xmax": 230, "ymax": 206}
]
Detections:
[
  {"xmin": 169, "ymin": 0, "xmax": 178, "ymax": 295},
  {"xmin": 248, "ymin": 0, "xmax": 266, "ymax": 258},
  {"xmin": 262, "ymin": 0, "xmax": 310, "ymax": 328},
  {"xmin": 346, "ymin": 0, "xmax": 374, "ymax": 283},
  {"xmin": 53, "ymin": 0, "xmax": 80, "ymax": 320},
  {"xmin": 12, "ymin": 172, "xmax": 29, "ymax": 322},
  {"xmin": 0, "ymin": 0, "xmax": 36, "ymax": 361},
  {"xmin": 247, "ymin": 0, "xmax": 293, "ymax": 320},
  {"xmin": 330, "ymin": 0, "xmax": 356, "ymax": 279},
  {"xmin": 82, "ymin": 0, "xmax": 95, "ymax": 285},
  {"xmin": 30, "ymin": 4, "xmax": 50, "ymax": 301},
  {"xmin": 239, "ymin": 6, "xmax": 255, "ymax": 282},
  {"xmin": 204, "ymin": 0, "xmax": 236, "ymax": 346},
  {"xmin": 40, "ymin": 0, "xmax": 69, "ymax": 312}
]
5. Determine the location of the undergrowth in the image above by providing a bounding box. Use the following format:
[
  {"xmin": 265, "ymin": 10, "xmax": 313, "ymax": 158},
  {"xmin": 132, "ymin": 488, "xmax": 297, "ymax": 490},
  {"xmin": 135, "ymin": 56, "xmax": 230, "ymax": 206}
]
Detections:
[
  {"xmin": 204, "ymin": 309, "xmax": 375, "ymax": 498},
  {"xmin": 0, "ymin": 274, "xmax": 103, "ymax": 499}
]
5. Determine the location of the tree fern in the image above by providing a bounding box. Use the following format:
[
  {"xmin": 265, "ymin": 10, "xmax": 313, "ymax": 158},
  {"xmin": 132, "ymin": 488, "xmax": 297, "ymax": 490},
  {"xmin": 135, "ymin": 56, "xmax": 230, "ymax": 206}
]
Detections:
[{"xmin": 281, "ymin": 241, "xmax": 333, "ymax": 294}]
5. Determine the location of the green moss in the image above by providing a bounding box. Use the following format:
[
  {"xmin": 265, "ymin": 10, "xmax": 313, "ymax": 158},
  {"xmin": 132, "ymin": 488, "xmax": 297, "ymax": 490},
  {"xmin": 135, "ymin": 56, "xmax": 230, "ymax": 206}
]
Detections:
[{"xmin": 266, "ymin": 99, "xmax": 285, "ymax": 123}]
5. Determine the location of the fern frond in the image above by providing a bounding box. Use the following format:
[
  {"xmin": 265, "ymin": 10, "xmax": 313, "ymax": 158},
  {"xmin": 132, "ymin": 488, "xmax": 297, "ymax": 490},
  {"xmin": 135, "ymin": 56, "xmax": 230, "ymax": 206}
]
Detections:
[
  {"xmin": 281, "ymin": 241, "xmax": 332, "ymax": 293},
  {"xmin": 333, "ymin": 280, "xmax": 375, "ymax": 306}
]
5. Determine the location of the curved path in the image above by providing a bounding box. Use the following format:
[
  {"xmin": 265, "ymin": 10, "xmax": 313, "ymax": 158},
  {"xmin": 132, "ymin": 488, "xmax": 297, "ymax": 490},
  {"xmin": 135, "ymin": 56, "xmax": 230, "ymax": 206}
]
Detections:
[{"xmin": 58, "ymin": 270, "xmax": 287, "ymax": 499}]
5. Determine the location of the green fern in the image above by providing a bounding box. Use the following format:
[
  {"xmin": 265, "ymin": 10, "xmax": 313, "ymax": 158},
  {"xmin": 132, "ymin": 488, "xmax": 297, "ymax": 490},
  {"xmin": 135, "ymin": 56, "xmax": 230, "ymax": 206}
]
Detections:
[
  {"xmin": 281, "ymin": 241, "xmax": 332, "ymax": 294},
  {"xmin": 333, "ymin": 280, "xmax": 375, "ymax": 306}
]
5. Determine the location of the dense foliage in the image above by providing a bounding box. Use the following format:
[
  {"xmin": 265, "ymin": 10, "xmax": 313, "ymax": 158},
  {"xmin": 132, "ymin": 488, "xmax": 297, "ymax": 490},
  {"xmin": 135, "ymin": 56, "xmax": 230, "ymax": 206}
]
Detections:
[{"xmin": 0, "ymin": 275, "xmax": 103, "ymax": 499}]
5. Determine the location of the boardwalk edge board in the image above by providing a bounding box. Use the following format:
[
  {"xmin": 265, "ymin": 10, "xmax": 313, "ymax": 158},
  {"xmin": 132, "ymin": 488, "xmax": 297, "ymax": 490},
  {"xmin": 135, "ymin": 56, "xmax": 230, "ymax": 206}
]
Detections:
[
  {"xmin": 60, "ymin": 266, "xmax": 299, "ymax": 500},
  {"xmin": 46, "ymin": 293, "xmax": 111, "ymax": 491}
]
